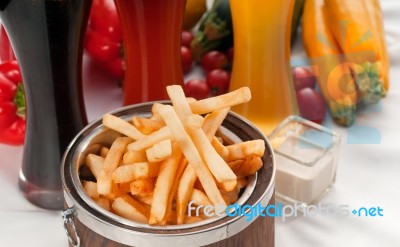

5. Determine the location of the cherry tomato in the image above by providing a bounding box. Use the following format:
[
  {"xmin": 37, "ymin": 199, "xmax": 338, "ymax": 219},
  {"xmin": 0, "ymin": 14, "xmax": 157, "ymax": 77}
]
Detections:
[
  {"xmin": 201, "ymin": 51, "xmax": 229, "ymax": 73},
  {"xmin": 181, "ymin": 46, "xmax": 193, "ymax": 73},
  {"xmin": 184, "ymin": 79, "xmax": 210, "ymax": 100},
  {"xmin": 296, "ymin": 88, "xmax": 326, "ymax": 124},
  {"xmin": 181, "ymin": 30, "xmax": 194, "ymax": 48},
  {"xmin": 225, "ymin": 47, "xmax": 234, "ymax": 63},
  {"xmin": 292, "ymin": 67, "xmax": 316, "ymax": 92},
  {"xmin": 206, "ymin": 69, "xmax": 230, "ymax": 96}
]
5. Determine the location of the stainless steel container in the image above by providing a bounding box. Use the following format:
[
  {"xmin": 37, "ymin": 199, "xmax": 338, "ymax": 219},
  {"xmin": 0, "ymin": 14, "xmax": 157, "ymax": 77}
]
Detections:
[{"xmin": 61, "ymin": 102, "xmax": 276, "ymax": 247}]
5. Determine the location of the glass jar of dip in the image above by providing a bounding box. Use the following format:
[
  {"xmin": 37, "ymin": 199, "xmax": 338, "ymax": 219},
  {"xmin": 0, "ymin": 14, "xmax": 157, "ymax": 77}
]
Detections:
[{"xmin": 269, "ymin": 116, "xmax": 340, "ymax": 206}]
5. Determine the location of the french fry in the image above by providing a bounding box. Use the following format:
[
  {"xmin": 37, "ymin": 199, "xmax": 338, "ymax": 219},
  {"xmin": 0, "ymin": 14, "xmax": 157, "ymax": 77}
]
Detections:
[
  {"xmin": 146, "ymin": 139, "xmax": 172, "ymax": 163},
  {"xmin": 183, "ymin": 114, "xmax": 204, "ymax": 132},
  {"xmin": 107, "ymin": 182, "xmax": 123, "ymax": 200},
  {"xmin": 122, "ymin": 150, "xmax": 147, "ymax": 165},
  {"xmin": 189, "ymin": 87, "xmax": 251, "ymax": 114},
  {"xmin": 127, "ymin": 126, "xmax": 173, "ymax": 151},
  {"xmin": 112, "ymin": 162, "xmax": 160, "ymax": 183},
  {"xmin": 149, "ymin": 146, "xmax": 183, "ymax": 225},
  {"xmin": 112, "ymin": 195, "xmax": 149, "ymax": 224},
  {"xmin": 81, "ymin": 85, "xmax": 266, "ymax": 226},
  {"xmin": 85, "ymin": 154, "xmax": 104, "ymax": 179},
  {"xmin": 211, "ymin": 137, "xmax": 229, "ymax": 160},
  {"xmin": 190, "ymin": 129, "xmax": 236, "ymax": 183},
  {"xmin": 237, "ymin": 177, "xmax": 247, "ymax": 189},
  {"xmin": 167, "ymin": 85, "xmax": 192, "ymax": 119},
  {"xmin": 151, "ymin": 103, "xmax": 164, "ymax": 118},
  {"xmin": 193, "ymin": 179, "xmax": 205, "ymax": 193},
  {"xmin": 134, "ymin": 193, "xmax": 153, "ymax": 206},
  {"xmin": 100, "ymin": 146, "xmax": 109, "ymax": 158},
  {"xmin": 94, "ymin": 197, "xmax": 110, "ymax": 211},
  {"xmin": 235, "ymin": 154, "xmax": 263, "ymax": 178},
  {"xmin": 225, "ymin": 140, "xmax": 265, "ymax": 162},
  {"xmin": 202, "ymin": 107, "xmax": 230, "ymax": 140},
  {"xmin": 168, "ymin": 85, "xmax": 235, "ymax": 182},
  {"xmin": 103, "ymin": 114, "xmax": 144, "ymax": 140},
  {"xmin": 220, "ymin": 188, "xmax": 239, "ymax": 205},
  {"xmin": 190, "ymin": 189, "xmax": 212, "ymax": 207},
  {"xmin": 82, "ymin": 181, "xmax": 99, "ymax": 199},
  {"xmin": 217, "ymin": 179, "xmax": 237, "ymax": 192},
  {"xmin": 119, "ymin": 182, "xmax": 131, "ymax": 194},
  {"xmin": 132, "ymin": 116, "xmax": 165, "ymax": 135},
  {"xmin": 97, "ymin": 137, "xmax": 131, "ymax": 195},
  {"xmin": 162, "ymin": 158, "xmax": 188, "ymax": 225},
  {"xmin": 158, "ymin": 105, "xmax": 226, "ymax": 208},
  {"xmin": 176, "ymin": 165, "xmax": 197, "ymax": 224},
  {"xmin": 130, "ymin": 178, "xmax": 155, "ymax": 196},
  {"xmin": 227, "ymin": 159, "xmax": 244, "ymax": 173}
]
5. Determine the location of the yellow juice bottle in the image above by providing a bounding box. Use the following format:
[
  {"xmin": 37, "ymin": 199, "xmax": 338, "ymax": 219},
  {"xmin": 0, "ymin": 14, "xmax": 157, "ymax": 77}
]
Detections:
[{"xmin": 229, "ymin": 0, "xmax": 298, "ymax": 135}]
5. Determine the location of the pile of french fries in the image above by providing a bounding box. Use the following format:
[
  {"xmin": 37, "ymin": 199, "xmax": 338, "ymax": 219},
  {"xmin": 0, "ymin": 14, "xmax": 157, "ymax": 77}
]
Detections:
[{"xmin": 81, "ymin": 85, "xmax": 265, "ymax": 225}]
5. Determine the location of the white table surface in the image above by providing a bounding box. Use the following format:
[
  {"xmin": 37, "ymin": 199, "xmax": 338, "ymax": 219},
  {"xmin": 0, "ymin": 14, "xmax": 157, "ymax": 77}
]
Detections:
[{"xmin": 1, "ymin": 1, "xmax": 400, "ymax": 246}]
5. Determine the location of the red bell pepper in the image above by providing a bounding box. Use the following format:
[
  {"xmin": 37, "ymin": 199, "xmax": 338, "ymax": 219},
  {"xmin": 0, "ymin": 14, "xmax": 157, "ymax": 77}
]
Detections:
[
  {"xmin": 0, "ymin": 60, "xmax": 25, "ymax": 145},
  {"xmin": 85, "ymin": 0, "xmax": 125, "ymax": 81}
]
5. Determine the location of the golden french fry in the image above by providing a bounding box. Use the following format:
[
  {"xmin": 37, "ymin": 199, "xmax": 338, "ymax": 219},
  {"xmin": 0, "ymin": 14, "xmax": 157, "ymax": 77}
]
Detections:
[
  {"xmin": 225, "ymin": 140, "xmax": 265, "ymax": 162},
  {"xmin": 190, "ymin": 189, "xmax": 212, "ymax": 207},
  {"xmin": 122, "ymin": 150, "xmax": 147, "ymax": 165},
  {"xmin": 112, "ymin": 162, "xmax": 160, "ymax": 183},
  {"xmin": 162, "ymin": 158, "xmax": 188, "ymax": 225},
  {"xmin": 106, "ymin": 182, "xmax": 124, "ymax": 200},
  {"xmin": 100, "ymin": 146, "xmax": 109, "ymax": 158},
  {"xmin": 227, "ymin": 159, "xmax": 244, "ymax": 173},
  {"xmin": 183, "ymin": 114, "xmax": 204, "ymax": 132},
  {"xmin": 85, "ymin": 154, "xmax": 104, "ymax": 179},
  {"xmin": 190, "ymin": 128, "xmax": 236, "ymax": 183},
  {"xmin": 146, "ymin": 139, "xmax": 172, "ymax": 163},
  {"xmin": 119, "ymin": 182, "xmax": 131, "ymax": 194},
  {"xmin": 103, "ymin": 114, "xmax": 144, "ymax": 140},
  {"xmin": 193, "ymin": 179, "xmax": 205, "ymax": 193},
  {"xmin": 130, "ymin": 178, "xmax": 155, "ymax": 196},
  {"xmin": 149, "ymin": 146, "xmax": 183, "ymax": 225},
  {"xmin": 211, "ymin": 137, "xmax": 229, "ymax": 160},
  {"xmin": 158, "ymin": 105, "xmax": 226, "ymax": 208},
  {"xmin": 176, "ymin": 165, "xmax": 197, "ymax": 225},
  {"xmin": 217, "ymin": 179, "xmax": 237, "ymax": 192},
  {"xmin": 132, "ymin": 116, "xmax": 165, "ymax": 135},
  {"xmin": 82, "ymin": 181, "xmax": 99, "ymax": 199},
  {"xmin": 167, "ymin": 85, "xmax": 193, "ymax": 119},
  {"xmin": 166, "ymin": 85, "xmax": 234, "ymax": 192},
  {"xmin": 237, "ymin": 177, "xmax": 247, "ymax": 189},
  {"xmin": 202, "ymin": 107, "xmax": 230, "ymax": 140},
  {"xmin": 127, "ymin": 126, "xmax": 173, "ymax": 151},
  {"xmin": 151, "ymin": 103, "xmax": 164, "ymax": 117},
  {"xmin": 235, "ymin": 154, "xmax": 263, "ymax": 177},
  {"xmin": 134, "ymin": 193, "xmax": 153, "ymax": 206},
  {"xmin": 220, "ymin": 188, "xmax": 239, "ymax": 205},
  {"xmin": 97, "ymin": 137, "xmax": 131, "ymax": 195},
  {"xmin": 189, "ymin": 87, "xmax": 251, "ymax": 114},
  {"xmin": 112, "ymin": 195, "xmax": 149, "ymax": 224},
  {"xmin": 93, "ymin": 197, "xmax": 110, "ymax": 211}
]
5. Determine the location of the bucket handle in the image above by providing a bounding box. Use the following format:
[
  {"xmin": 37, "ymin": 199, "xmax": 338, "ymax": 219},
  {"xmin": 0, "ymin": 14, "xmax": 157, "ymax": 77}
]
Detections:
[{"xmin": 62, "ymin": 207, "xmax": 81, "ymax": 247}]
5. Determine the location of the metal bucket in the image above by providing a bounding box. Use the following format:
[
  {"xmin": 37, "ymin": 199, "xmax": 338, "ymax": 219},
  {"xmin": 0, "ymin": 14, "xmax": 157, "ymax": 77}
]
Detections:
[{"xmin": 61, "ymin": 102, "xmax": 276, "ymax": 247}]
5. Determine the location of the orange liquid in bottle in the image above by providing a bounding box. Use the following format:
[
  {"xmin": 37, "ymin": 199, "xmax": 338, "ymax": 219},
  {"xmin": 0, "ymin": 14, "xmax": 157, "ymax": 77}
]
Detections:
[
  {"xmin": 229, "ymin": 0, "xmax": 298, "ymax": 135},
  {"xmin": 115, "ymin": 0, "xmax": 185, "ymax": 105}
]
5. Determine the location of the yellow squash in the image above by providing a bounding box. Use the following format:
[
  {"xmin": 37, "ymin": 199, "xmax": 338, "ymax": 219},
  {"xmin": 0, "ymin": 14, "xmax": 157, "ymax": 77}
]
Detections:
[
  {"xmin": 302, "ymin": 0, "xmax": 357, "ymax": 126},
  {"xmin": 183, "ymin": 0, "xmax": 207, "ymax": 30},
  {"xmin": 325, "ymin": 0, "xmax": 389, "ymax": 104}
]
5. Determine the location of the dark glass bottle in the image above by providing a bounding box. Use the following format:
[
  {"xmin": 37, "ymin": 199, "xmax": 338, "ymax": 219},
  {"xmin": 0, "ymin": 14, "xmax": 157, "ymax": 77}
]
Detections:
[{"xmin": 0, "ymin": 0, "xmax": 91, "ymax": 209}]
